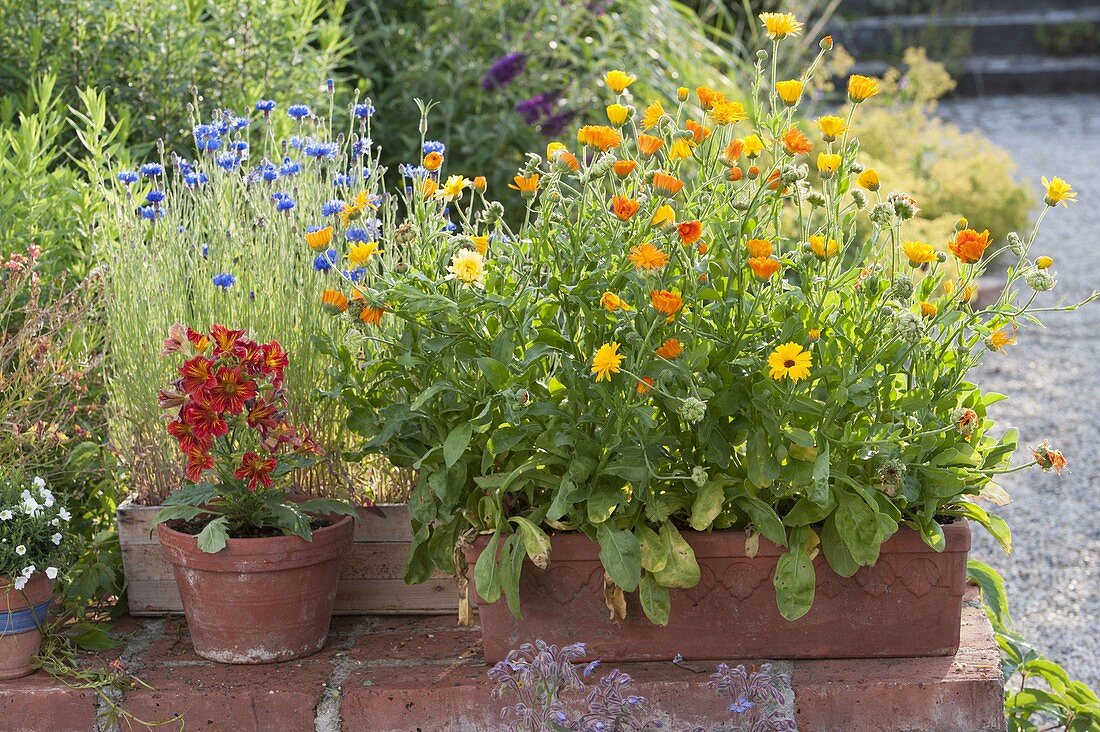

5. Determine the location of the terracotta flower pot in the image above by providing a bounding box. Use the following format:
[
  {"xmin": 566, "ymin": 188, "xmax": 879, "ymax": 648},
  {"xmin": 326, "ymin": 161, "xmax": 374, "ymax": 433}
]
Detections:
[
  {"xmin": 157, "ymin": 515, "xmax": 354, "ymax": 664},
  {"xmin": 467, "ymin": 521, "xmax": 971, "ymax": 663},
  {"xmin": 0, "ymin": 573, "xmax": 54, "ymax": 679}
]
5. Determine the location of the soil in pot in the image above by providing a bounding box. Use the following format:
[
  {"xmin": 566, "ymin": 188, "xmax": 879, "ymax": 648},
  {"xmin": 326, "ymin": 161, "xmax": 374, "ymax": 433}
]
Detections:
[
  {"xmin": 157, "ymin": 515, "xmax": 353, "ymax": 664},
  {"xmin": 0, "ymin": 573, "xmax": 54, "ymax": 679}
]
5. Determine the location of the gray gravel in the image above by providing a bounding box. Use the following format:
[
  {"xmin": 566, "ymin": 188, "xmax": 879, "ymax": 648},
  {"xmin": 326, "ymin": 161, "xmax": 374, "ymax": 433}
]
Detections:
[{"xmin": 938, "ymin": 94, "xmax": 1100, "ymax": 688}]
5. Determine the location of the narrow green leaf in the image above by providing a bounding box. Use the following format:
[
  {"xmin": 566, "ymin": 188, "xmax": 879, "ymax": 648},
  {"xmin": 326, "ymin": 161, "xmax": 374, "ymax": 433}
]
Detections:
[
  {"xmin": 509, "ymin": 516, "xmax": 552, "ymax": 569},
  {"xmin": 597, "ymin": 524, "xmax": 641, "ymax": 592},
  {"xmin": 689, "ymin": 480, "xmax": 725, "ymax": 531},
  {"xmin": 473, "ymin": 533, "xmax": 502, "ymax": 604},
  {"xmin": 639, "ymin": 573, "xmax": 671, "ymax": 626},
  {"xmin": 443, "ymin": 422, "xmax": 473, "ymax": 468}
]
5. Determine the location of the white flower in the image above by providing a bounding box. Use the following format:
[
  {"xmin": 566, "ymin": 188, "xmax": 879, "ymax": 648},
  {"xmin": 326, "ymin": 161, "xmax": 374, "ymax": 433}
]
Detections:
[
  {"xmin": 50, "ymin": 518, "xmax": 60, "ymax": 527},
  {"xmin": 45, "ymin": 567, "xmax": 58, "ymax": 581},
  {"xmin": 15, "ymin": 545, "xmax": 26, "ymax": 556},
  {"xmin": 20, "ymin": 490, "xmax": 40, "ymax": 515},
  {"xmin": 13, "ymin": 576, "xmax": 28, "ymax": 591},
  {"xmin": 32, "ymin": 477, "xmax": 45, "ymax": 490},
  {"xmin": 21, "ymin": 565, "xmax": 35, "ymax": 578},
  {"xmin": 51, "ymin": 533, "xmax": 63, "ymax": 546},
  {"xmin": 41, "ymin": 490, "xmax": 55, "ymax": 508},
  {"xmin": 58, "ymin": 508, "xmax": 71, "ymax": 522},
  {"xmin": 0, "ymin": 510, "xmax": 12, "ymax": 521}
]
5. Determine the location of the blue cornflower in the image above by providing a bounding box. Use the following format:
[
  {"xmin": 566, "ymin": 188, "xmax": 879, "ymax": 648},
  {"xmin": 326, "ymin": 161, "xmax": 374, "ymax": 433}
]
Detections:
[
  {"xmin": 305, "ymin": 141, "xmax": 339, "ymax": 160},
  {"xmin": 279, "ymin": 158, "xmax": 301, "ymax": 176},
  {"xmin": 351, "ymin": 138, "xmax": 372, "ymax": 157},
  {"xmin": 255, "ymin": 99, "xmax": 277, "ymax": 113},
  {"xmin": 345, "ymin": 226, "xmax": 369, "ymax": 242},
  {"xmin": 215, "ymin": 152, "xmax": 241, "ymax": 171},
  {"xmin": 176, "ymin": 159, "xmax": 194, "ymax": 174},
  {"xmin": 287, "ymin": 104, "xmax": 311, "ymax": 120},
  {"xmin": 442, "ymin": 221, "xmax": 457, "ymax": 233},
  {"xmin": 289, "ymin": 135, "xmax": 312, "ymax": 150},
  {"xmin": 231, "ymin": 140, "xmax": 249, "ymax": 153},
  {"xmin": 275, "ymin": 195, "xmax": 296, "ymax": 212},
  {"xmin": 728, "ymin": 696, "xmax": 754, "ymax": 714},
  {"xmin": 321, "ymin": 199, "xmax": 345, "ymax": 216},
  {"xmin": 333, "ymin": 174, "xmax": 352, "ymax": 188},
  {"xmin": 353, "ymin": 103, "xmax": 375, "ymax": 119},
  {"xmin": 138, "ymin": 206, "xmax": 162, "ymax": 220},
  {"xmin": 313, "ymin": 249, "xmax": 337, "ymax": 272},
  {"xmin": 326, "ymin": 78, "xmax": 335, "ymax": 93},
  {"xmin": 228, "ymin": 115, "xmax": 250, "ymax": 130},
  {"xmin": 342, "ymin": 268, "xmax": 365, "ymax": 282},
  {"xmin": 183, "ymin": 171, "xmax": 208, "ymax": 188},
  {"xmin": 145, "ymin": 190, "xmax": 165, "ymax": 204},
  {"xmin": 139, "ymin": 162, "xmax": 164, "ymax": 177},
  {"xmin": 177, "ymin": 226, "xmax": 186, "ymax": 234},
  {"xmin": 193, "ymin": 124, "xmax": 222, "ymax": 152},
  {"xmin": 398, "ymin": 163, "xmax": 428, "ymax": 179},
  {"xmin": 360, "ymin": 218, "xmax": 382, "ymax": 239},
  {"xmin": 201, "ymin": 244, "xmax": 209, "ymax": 258},
  {"xmin": 422, "ymin": 140, "xmax": 446, "ymax": 155},
  {"xmin": 260, "ymin": 163, "xmax": 279, "ymax": 182},
  {"xmin": 212, "ymin": 272, "xmax": 236, "ymax": 290},
  {"xmin": 117, "ymin": 170, "xmax": 139, "ymax": 185}
]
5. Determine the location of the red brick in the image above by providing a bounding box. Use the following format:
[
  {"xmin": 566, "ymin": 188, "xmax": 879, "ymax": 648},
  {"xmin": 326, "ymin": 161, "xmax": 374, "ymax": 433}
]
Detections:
[
  {"xmin": 349, "ymin": 628, "xmax": 481, "ymax": 663},
  {"xmin": 0, "ymin": 673, "xmax": 95, "ymax": 732}
]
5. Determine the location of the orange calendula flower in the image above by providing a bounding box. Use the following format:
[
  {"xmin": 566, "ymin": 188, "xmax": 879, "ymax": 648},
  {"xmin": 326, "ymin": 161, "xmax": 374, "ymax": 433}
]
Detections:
[
  {"xmin": 509, "ymin": 174, "xmax": 541, "ymax": 199},
  {"xmin": 677, "ymin": 220, "xmax": 703, "ymax": 245},
  {"xmin": 650, "ymin": 289, "xmax": 684, "ymax": 320},
  {"xmin": 815, "ymin": 115, "xmax": 847, "ymax": 141},
  {"xmin": 775, "ymin": 79, "xmax": 803, "ymax": 106},
  {"xmin": 651, "ymin": 171, "xmax": 684, "ymax": 197},
  {"xmin": 696, "ymin": 242, "xmax": 708, "ymax": 256},
  {"xmin": 685, "ymin": 119, "xmax": 711, "ymax": 143},
  {"xmin": 610, "ymin": 196, "xmax": 641, "ymax": 221},
  {"xmin": 627, "ymin": 242, "xmax": 669, "ymax": 271},
  {"xmin": 760, "ymin": 11, "xmax": 803, "ymax": 39},
  {"xmin": 636, "ymin": 377, "xmax": 655, "ymax": 395},
  {"xmin": 1032, "ymin": 440, "xmax": 1067, "ymax": 475},
  {"xmin": 642, "ymin": 100, "xmax": 666, "ymax": 130},
  {"xmin": 547, "ymin": 142, "xmax": 579, "ymax": 171},
  {"xmin": 321, "ymin": 289, "xmax": 348, "ymax": 314},
  {"xmin": 655, "ymin": 338, "xmax": 683, "ymax": 360},
  {"xmin": 781, "ymin": 127, "xmax": 812, "ymax": 156},
  {"xmin": 1041, "ymin": 176, "xmax": 1076, "ymax": 207},
  {"xmin": 637, "ymin": 134, "xmax": 663, "ymax": 158},
  {"xmin": 817, "ymin": 152, "xmax": 842, "ymax": 176},
  {"xmin": 950, "ymin": 228, "xmax": 992, "ymax": 264},
  {"xmin": 748, "ymin": 256, "xmax": 781, "ymax": 280},
  {"xmin": 577, "ymin": 125, "xmax": 622, "ymax": 151},
  {"xmin": 847, "ymin": 74, "xmax": 881, "ymax": 103},
  {"xmin": 766, "ymin": 170, "xmax": 787, "ymax": 193},
  {"xmin": 809, "ymin": 235, "xmax": 839, "ymax": 259},
  {"xmin": 359, "ymin": 305, "xmax": 384, "ymax": 326},
  {"xmin": 857, "ymin": 168, "xmax": 880, "ymax": 191},
  {"xmin": 728, "ymin": 166, "xmax": 744, "ymax": 182},
  {"xmin": 604, "ymin": 70, "xmax": 636, "ymax": 94},
  {"xmin": 768, "ymin": 342, "xmax": 812, "ymax": 382},
  {"xmin": 745, "ymin": 238, "xmax": 773, "ymax": 258},
  {"xmin": 606, "ymin": 103, "xmax": 630, "ymax": 126},
  {"xmin": 600, "ymin": 292, "xmax": 631, "ymax": 312},
  {"xmin": 591, "ymin": 342, "xmax": 624, "ymax": 382},
  {"xmin": 723, "ymin": 138, "xmax": 745, "ymax": 164},
  {"xmin": 420, "ymin": 178, "xmax": 439, "ymax": 198},
  {"xmin": 613, "ymin": 160, "xmax": 637, "ymax": 177},
  {"xmin": 808, "ymin": 328, "xmax": 821, "ymax": 341},
  {"xmin": 473, "ymin": 176, "xmax": 487, "ymax": 192},
  {"xmin": 943, "ymin": 279, "xmax": 977, "ymax": 302},
  {"xmin": 987, "ymin": 324, "xmax": 1017, "ymax": 352},
  {"xmin": 305, "ymin": 226, "xmax": 333, "ymax": 251},
  {"xmin": 696, "ymin": 86, "xmax": 728, "ymax": 109},
  {"xmin": 902, "ymin": 241, "xmax": 937, "ymax": 266},
  {"xmin": 919, "ymin": 301, "xmax": 938, "ymax": 318},
  {"xmin": 423, "ymin": 151, "xmax": 443, "ymax": 171},
  {"xmin": 709, "ymin": 101, "xmax": 747, "ymax": 126}
]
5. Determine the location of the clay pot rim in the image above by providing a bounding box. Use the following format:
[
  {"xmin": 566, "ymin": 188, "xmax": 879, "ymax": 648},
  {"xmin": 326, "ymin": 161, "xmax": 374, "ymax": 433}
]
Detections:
[
  {"xmin": 157, "ymin": 513, "xmax": 355, "ymax": 571},
  {"xmin": 0, "ymin": 573, "xmax": 55, "ymax": 610},
  {"xmin": 468, "ymin": 520, "xmax": 971, "ymax": 561}
]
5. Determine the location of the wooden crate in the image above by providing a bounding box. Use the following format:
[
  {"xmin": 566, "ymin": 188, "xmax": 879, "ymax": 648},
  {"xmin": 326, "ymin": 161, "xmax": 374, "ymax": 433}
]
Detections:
[{"xmin": 117, "ymin": 500, "xmax": 458, "ymax": 616}]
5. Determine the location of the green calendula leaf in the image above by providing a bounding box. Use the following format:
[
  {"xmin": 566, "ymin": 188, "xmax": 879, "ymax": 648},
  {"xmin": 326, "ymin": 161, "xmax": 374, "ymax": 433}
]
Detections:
[
  {"xmin": 597, "ymin": 524, "xmax": 641, "ymax": 592},
  {"xmin": 404, "ymin": 521, "xmax": 435, "ymax": 584},
  {"xmin": 820, "ymin": 514, "xmax": 859, "ymax": 578},
  {"xmin": 509, "ymin": 515, "xmax": 552, "ymax": 569},
  {"xmin": 652, "ymin": 522, "xmax": 700, "ymax": 589},
  {"xmin": 499, "ymin": 533, "xmax": 526, "ymax": 618},
  {"xmin": 474, "ymin": 532, "xmax": 502, "ymax": 604},
  {"xmin": 639, "ymin": 573, "xmax": 671, "ymax": 626},
  {"xmin": 636, "ymin": 523, "xmax": 668, "ymax": 573},
  {"xmin": 689, "ymin": 479, "xmax": 726, "ymax": 531},
  {"xmin": 773, "ymin": 547, "xmax": 815, "ymax": 621},
  {"xmin": 735, "ymin": 496, "xmax": 787, "ymax": 547},
  {"xmin": 809, "ymin": 441, "xmax": 831, "ymax": 504},
  {"xmin": 195, "ymin": 516, "xmax": 229, "ymax": 554},
  {"xmin": 443, "ymin": 422, "xmax": 474, "ymax": 468},
  {"xmin": 476, "ymin": 356, "xmax": 511, "ymax": 389}
]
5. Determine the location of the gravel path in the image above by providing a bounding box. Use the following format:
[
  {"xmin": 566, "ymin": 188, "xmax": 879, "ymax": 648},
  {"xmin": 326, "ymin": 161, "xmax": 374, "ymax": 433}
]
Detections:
[{"xmin": 938, "ymin": 94, "xmax": 1100, "ymax": 688}]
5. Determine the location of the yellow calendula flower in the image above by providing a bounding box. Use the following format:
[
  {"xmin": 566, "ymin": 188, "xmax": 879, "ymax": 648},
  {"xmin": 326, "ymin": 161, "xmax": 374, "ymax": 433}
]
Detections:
[
  {"xmin": 808, "ymin": 328, "xmax": 821, "ymax": 341},
  {"xmin": 628, "ymin": 242, "xmax": 669, "ymax": 271},
  {"xmin": 650, "ymin": 204, "xmax": 676, "ymax": 230},
  {"xmin": 709, "ymin": 101, "xmax": 747, "ymax": 126},
  {"xmin": 817, "ymin": 152, "xmax": 842, "ymax": 176},
  {"xmin": 471, "ymin": 235, "xmax": 489, "ymax": 255},
  {"xmin": 304, "ymin": 226, "xmax": 333, "ymax": 251},
  {"xmin": 600, "ymin": 292, "xmax": 631, "ymax": 312},
  {"xmin": 338, "ymin": 191, "xmax": 375, "ymax": 226},
  {"xmin": 847, "ymin": 74, "xmax": 881, "ymax": 103},
  {"xmin": 775, "ymin": 79, "xmax": 803, "ymax": 106},
  {"xmin": 919, "ymin": 301, "xmax": 938, "ymax": 318},
  {"xmin": 591, "ymin": 342, "xmax": 624, "ymax": 382},
  {"xmin": 677, "ymin": 86, "xmax": 690, "ymax": 102},
  {"xmin": 768, "ymin": 342, "xmax": 812, "ymax": 382},
  {"xmin": 902, "ymin": 241, "xmax": 938, "ymax": 266},
  {"xmin": 642, "ymin": 100, "xmax": 666, "ymax": 130},
  {"xmin": 606, "ymin": 104, "xmax": 631, "ymax": 126},
  {"xmin": 759, "ymin": 12, "xmax": 803, "ymax": 39},
  {"xmin": 604, "ymin": 70, "xmax": 636, "ymax": 94},
  {"xmin": 815, "ymin": 115, "xmax": 847, "ymax": 142},
  {"xmin": 857, "ymin": 168, "xmax": 880, "ymax": 192},
  {"xmin": 1041, "ymin": 176, "xmax": 1076, "ymax": 207},
  {"xmin": 547, "ymin": 141, "xmax": 567, "ymax": 159},
  {"xmin": 420, "ymin": 178, "xmax": 439, "ymax": 198},
  {"xmin": 668, "ymin": 138, "xmax": 695, "ymax": 161},
  {"xmin": 577, "ymin": 125, "xmax": 622, "ymax": 151},
  {"xmin": 1036, "ymin": 256, "xmax": 1054, "ymax": 269},
  {"xmin": 347, "ymin": 240, "xmax": 381, "ymax": 267},
  {"xmin": 742, "ymin": 134, "xmax": 766, "ymax": 158},
  {"xmin": 448, "ymin": 248, "xmax": 485, "ymax": 285},
  {"xmin": 436, "ymin": 174, "xmax": 471, "ymax": 201},
  {"xmin": 809, "ymin": 235, "xmax": 839, "ymax": 259},
  {"xmin": 988, "ymin": 324, "xmax": 1017, "ymax": 352},
  {"xmin": 509, "ymin": 174, "xmax": 541, "ymax": 199}
]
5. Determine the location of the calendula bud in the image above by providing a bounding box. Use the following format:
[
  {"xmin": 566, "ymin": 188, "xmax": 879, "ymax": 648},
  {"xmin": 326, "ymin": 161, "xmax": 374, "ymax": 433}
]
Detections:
[
  {"xmin": 955, "ymin": 217, "xmax": 968, "ymax": 230},
  {"xmin": 677, "ymin": 86, "xmax": 689, "ymax": 102},
  {"xmin": 473, "ymin": 176, "xmax": 487, "ymax": 192},
  {"xmin": 691, "ymin": 466, "xmax": 708, "ymax": 487},
  {"xmin": 807, "ymin": 191, "xmax": 827, "ymax": 208},
  {"xmin": 485, "ymin": 200, "xmax": 505, "ymax": 224},
  {"xmin": 1036, "ymin": 255, "xmax": 1053, "ymax": 269},
  {"xmin": 678, "ymin": 397, "xmax": 707, "ymax": 424},
  {"xmin": 1006, "ymin": 231, "xmax": 1024, "ymax": 255},
  {"xmin": 849, "ymin": 161, "xmax": 865, "ymax": 174},
  {"xmin": 850, "ymin": 189, "xmax": 868, "ymax": 209},
  {"xmin": 1025, "ymin": 268, "xmax": 1056, "ymax": 292},
  {"xmin": 757, "ymin": 49, "xmax": 768, "ymax": 61},
  {"xmin": 820, "ymin": 35, "xmax": 833, "ymax": 51},
  {"xmin": 747, "ymin": 166, "xmax": 761, "ymax": 180}
]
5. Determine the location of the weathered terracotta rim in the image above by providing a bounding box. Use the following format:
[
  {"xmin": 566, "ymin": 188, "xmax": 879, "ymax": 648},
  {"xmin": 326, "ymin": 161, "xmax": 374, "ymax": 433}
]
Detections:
[
  {"xmin": 157, "ymin": 514, "xmax": 355, "ymax": 572},
  {"xmin": 469, "ymin": 521, "xmax": 971, "ymax": 561},
  {"xmin": 0, "ymin": 573, "xmax": 54, "ymax": 612}
]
